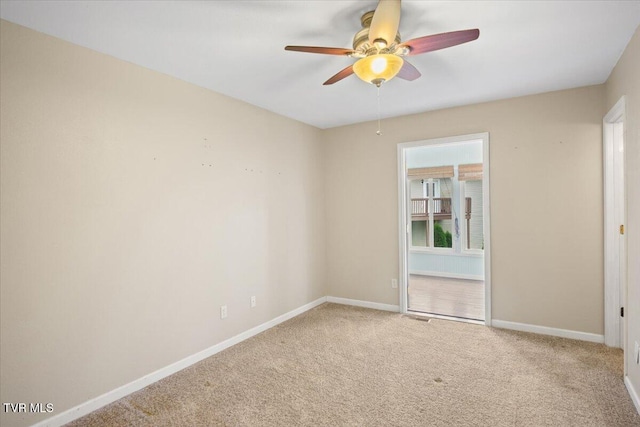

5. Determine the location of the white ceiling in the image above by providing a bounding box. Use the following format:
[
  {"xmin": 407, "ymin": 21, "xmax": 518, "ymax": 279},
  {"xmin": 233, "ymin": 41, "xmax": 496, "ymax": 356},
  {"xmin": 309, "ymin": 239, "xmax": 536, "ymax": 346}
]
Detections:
[{"xmin": 1, "ymin": 1, "xmax": 639, "ymax": 129}]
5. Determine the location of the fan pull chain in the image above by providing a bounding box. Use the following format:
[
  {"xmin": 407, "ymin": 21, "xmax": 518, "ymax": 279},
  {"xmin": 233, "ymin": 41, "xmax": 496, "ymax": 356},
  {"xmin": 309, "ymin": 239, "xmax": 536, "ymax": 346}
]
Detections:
[{"xmin": 376, "ymin": 85, "xmax": 382, "ymax": 136}]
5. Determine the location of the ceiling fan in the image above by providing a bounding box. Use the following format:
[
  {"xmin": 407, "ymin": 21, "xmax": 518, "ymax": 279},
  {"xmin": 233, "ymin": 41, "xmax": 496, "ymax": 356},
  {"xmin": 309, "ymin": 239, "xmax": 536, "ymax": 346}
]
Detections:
[{"xmin": 285, "ymin": 0, "xmax": 479, "ymax": 86}]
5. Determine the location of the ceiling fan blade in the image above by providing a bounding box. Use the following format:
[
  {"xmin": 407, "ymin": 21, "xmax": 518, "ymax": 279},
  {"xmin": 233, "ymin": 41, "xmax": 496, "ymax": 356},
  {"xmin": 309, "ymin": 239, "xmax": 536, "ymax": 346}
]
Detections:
[
  {"xmin": 285, "ymin": 46, "xmax": 355, "ymax": 56},
  {"xmin": 323, "ymin": 65, "xmax": 355, "ymax": 85},
  {"xmin": 399, "ymin": 29, "xmax": 480, "ymax": 56},
  {"xmin": 397, "ymin": 59, "xmax": 421, "ymax": 81},
  {"xmin": 369, "ymin": 0, "xmax": 401, "ymax": 46}
]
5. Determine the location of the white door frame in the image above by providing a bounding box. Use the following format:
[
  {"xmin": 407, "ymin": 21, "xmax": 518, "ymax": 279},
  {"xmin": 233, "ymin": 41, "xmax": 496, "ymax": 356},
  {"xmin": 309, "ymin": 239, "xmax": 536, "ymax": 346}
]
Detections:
[
  {"xmin": 603, "ymin": 96, "xmax": 626, "ymax": 353},
  {"xmin": 397, "ymin": 132, "xmax": 492, "ymax": 325}
]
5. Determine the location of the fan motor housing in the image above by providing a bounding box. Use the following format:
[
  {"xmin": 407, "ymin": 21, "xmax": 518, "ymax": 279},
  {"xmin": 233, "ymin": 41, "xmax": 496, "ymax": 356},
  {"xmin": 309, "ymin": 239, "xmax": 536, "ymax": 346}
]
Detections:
[{"xmin": 352, "ymin": 10, "xmax": 401, "ymax": 55}]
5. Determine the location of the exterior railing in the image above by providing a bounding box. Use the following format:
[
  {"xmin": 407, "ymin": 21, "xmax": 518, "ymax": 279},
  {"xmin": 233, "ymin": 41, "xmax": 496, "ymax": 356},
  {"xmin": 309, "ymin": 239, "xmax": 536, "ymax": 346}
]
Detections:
[{"xmin": 411, "ymin": 197, "xmax": 471, "ymax": 219}]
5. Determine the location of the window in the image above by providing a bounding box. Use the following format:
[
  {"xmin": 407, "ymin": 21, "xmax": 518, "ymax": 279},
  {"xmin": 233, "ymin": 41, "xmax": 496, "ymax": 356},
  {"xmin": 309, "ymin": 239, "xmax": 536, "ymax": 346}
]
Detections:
[
  {"xmin": 409, "ymin": 163, "xmax": 483, "ymax": 251},
  {"xmin": 422, "ymin": 180, "xmax": 440, "ymax": 198},
  {"xmin": 410, "ymin": 176, "xmax": 454, "ymax": 249}
]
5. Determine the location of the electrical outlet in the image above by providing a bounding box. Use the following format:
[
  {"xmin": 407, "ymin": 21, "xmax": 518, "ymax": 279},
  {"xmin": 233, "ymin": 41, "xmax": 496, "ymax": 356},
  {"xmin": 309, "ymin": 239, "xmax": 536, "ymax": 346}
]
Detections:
[
  {"xmin": 220, "ymin": 305, "xmax": 227, "ymax": 319},
  {"xmin": 250, "ymin": 296, "xmax": 256, "ymax": 308},
  {"xmin": 391, "ymin": 279, "xmax": 398, "ymax": 289}
]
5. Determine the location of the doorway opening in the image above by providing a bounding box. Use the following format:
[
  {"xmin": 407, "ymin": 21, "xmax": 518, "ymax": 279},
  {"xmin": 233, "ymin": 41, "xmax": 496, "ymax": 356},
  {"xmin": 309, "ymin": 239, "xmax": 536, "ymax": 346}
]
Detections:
[{"xmin": 397, "ymin": 133, "xmax": 491, "ymax": 324}]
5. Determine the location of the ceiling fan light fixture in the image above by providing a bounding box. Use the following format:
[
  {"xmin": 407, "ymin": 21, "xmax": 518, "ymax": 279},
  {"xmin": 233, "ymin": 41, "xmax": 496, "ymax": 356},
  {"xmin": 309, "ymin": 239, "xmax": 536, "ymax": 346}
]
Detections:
[{"xmin": 353, "ymin": 54, "xmax": 404, "ymax": 86}]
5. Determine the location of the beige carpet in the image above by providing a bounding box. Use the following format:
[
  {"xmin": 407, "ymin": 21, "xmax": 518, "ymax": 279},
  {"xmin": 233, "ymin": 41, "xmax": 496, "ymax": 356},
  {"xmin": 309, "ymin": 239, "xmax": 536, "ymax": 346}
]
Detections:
[{"xmin": 68, "ymin": 303, "xmax": 640, "ymax": 426}]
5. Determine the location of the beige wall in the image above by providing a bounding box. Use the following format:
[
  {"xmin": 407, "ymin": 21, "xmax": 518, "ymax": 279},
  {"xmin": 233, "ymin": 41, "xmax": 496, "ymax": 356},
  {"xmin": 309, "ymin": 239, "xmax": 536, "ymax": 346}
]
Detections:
[
  {"xmin": 2, "ymin": 17, "xmax": 637, "ymax": 427},
  {"xmin": 605, "ymin": 25, "xmax": 640, "ymax": 404},
  {"xmin": 324, "ymin": 85, "xmax": 606, "ymax": 333},
  {"xmin": 0, "ymin": 20, "xmax": 325, "ymax": 426}
]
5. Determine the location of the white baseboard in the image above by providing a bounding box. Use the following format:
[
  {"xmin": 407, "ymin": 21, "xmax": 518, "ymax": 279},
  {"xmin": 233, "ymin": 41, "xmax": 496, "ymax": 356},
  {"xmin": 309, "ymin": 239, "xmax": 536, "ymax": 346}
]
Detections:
[
  {"xmin": 626, "ymin": 376, "xmax": 640, "ymax": 414},
  {"xmin": 31, "ymin": 296, "xmax": 328, "ymax": 427},
  {"xmin": 491, "ymin": 319, "xmax": 604, "ymax": 344},
  {"xmin": 326, "ymin": 296, "xmax": 400, "ymax": 313}
]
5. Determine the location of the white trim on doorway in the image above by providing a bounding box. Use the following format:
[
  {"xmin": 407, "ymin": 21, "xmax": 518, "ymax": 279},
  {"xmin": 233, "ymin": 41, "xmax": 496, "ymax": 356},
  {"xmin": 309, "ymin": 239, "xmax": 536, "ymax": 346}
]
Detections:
[
  {"xmin": 603, "ymin": 96, "xmax": 626, "ymax": 351},
  {"xmin": 397, "ymin": 132, "xmax": 492, "ymax": 325}
]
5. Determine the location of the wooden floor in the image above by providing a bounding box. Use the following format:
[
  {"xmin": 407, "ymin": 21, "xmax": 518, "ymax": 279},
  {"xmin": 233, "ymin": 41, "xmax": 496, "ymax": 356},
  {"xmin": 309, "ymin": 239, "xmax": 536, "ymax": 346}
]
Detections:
[{"xmin": 408, "ymin": 275, "xmax": 485, "ymax": 321}]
